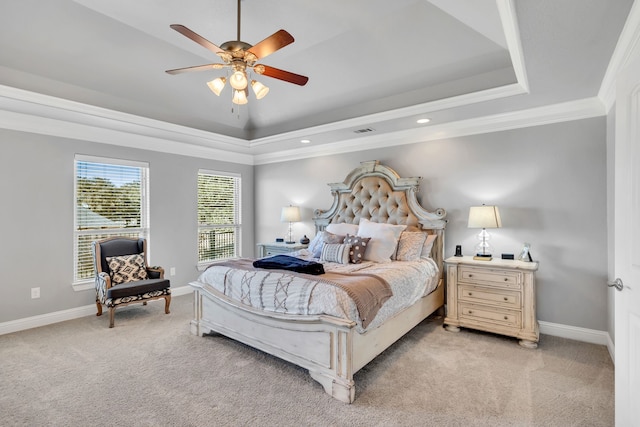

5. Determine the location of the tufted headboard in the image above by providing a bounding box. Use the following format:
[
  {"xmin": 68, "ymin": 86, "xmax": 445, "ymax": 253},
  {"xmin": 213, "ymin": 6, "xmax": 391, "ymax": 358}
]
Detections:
[{"xmin": 313, "ymin": 160, "xmax": 447, "ymax": 274}]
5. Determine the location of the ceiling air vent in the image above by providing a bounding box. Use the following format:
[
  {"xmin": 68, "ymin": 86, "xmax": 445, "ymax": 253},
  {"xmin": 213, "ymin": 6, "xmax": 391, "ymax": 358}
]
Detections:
[{"xmin": 353, "ymin": 128, "xmax": 375, "ymax": 134}]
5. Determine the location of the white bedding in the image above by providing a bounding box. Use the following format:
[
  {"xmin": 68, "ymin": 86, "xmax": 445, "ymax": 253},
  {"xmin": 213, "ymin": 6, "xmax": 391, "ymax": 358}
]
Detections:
[{"xmin": 191, "ymin": 254, "xmax": 439, "ymax": 333}]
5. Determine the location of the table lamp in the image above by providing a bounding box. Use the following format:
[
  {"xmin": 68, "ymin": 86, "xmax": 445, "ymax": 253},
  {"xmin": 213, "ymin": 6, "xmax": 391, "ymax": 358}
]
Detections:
[
  {"xmin": 468, "ymin": 205, "xmax": 502, "ymax": 261},
  {"xmin": 281, "ymin": 205, "xmax": 301, "ymax": 244}
]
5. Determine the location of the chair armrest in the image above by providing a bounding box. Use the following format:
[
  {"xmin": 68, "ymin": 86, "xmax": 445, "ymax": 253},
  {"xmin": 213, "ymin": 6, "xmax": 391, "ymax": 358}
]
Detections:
[
  {"xmin": 95, "ymin": 271, "xmax": 111, "ymax": 303},
  {"xmin": 147, "ymin": 266, "xmax": 164, "ymax": 279}
]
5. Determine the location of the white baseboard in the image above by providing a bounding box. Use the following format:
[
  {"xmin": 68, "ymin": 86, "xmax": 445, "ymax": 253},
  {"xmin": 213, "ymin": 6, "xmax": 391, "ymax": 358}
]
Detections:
[
  {"xmin": 539, "ymin": 320, "xmax": 610, "ymax": 346},
  {"xmin": 0, "ymin": 285, "xmax": 193, "ymax": 336},
  {"xmin": 606, "ymin": 332, "xmax": 615, "ymax": 365},
  {"xmin": 0, "ymin": 294, "xmax": 615, "ymax": 356}
]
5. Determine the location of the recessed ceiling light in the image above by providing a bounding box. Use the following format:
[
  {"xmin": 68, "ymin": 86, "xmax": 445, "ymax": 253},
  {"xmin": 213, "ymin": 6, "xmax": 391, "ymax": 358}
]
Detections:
[
  {"xmin": 416, "ymin": 118, "xmax": 431, "ymax": 124},
  {"xmin": 300, "ymin": 139, "xmax": 311, "ymax": 144}
]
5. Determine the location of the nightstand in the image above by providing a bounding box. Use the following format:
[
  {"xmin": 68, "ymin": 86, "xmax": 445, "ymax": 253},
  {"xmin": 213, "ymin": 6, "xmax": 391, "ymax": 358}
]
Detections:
[
  {"xmin": 444, "ymin": 256, "xmax": 539, "ymax": 348},
  {"xmin": 257, "ymin": 242, "xmax": 308, "ymax": 257}
]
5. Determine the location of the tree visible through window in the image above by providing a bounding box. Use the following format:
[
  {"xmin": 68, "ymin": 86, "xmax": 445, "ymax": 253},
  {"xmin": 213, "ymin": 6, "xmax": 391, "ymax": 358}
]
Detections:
[
  {"xmin": 198, "ymin": 170, "xmax": 241, "ymax": 264},
  {"xmin": 74, "ymin": 155, "xmax": 149, "ymax": 284}
]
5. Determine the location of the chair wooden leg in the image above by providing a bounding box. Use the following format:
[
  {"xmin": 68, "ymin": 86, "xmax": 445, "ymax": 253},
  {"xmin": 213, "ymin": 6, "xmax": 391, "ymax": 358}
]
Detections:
[
  {"xmin": 164, "ymin": 295, "xmax": 171, "ymax": 314},
  {"xmin": 109, "ymin": 307, "xmax": 115, "ymax": 328},
  {"xmin": 96, "ymin": 301, "xmax": 102, "ymax": 316}
]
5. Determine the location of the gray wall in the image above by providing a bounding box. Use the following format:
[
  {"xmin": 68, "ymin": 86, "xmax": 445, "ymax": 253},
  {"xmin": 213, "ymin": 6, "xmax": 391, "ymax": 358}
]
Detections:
[
  {"xmin": 255, "ymin": 117, "xmax": 608, "ymax": 331},
  {"xmin": 0, "ymin": 129, "xmax": 254, "ymax": 323}
]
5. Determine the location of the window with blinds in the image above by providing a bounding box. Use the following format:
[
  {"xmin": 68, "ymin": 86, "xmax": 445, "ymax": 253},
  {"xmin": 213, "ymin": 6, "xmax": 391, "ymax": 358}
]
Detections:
[
  {"xmin": 198, "ymin": 170, "xmax": 241, "ymax": 265},
  {"xmin": 74, "ymin": 155, "xmax": 149, "ymax": 284}
]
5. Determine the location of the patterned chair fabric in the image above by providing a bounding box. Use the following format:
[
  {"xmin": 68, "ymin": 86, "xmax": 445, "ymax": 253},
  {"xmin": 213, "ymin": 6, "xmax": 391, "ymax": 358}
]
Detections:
[{"xmin": 92, "ymin": 237, "xmax": 171, "ymax": 328}]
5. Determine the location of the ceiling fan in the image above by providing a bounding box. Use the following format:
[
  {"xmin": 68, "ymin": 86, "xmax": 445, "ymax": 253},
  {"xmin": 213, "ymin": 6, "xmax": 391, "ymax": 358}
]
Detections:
[{"xmin": 166, "ymin": 0, "xmax": 308, "ymax": 105}]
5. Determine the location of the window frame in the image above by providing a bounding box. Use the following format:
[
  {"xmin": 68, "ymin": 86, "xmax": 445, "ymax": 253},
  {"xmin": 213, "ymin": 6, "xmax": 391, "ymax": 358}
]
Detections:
[
  {"xmin": 197, "ymin": 169, "xmax": 242, "ymax": 270},
  {"xmin": 73, "ymin": 154, "xmax": 150, "ymax": 290}
]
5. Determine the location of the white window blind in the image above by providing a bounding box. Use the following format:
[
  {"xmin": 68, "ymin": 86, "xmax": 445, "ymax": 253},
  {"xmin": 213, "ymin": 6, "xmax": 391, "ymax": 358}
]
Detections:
[
  {"xmin": 74, "ymin": 155, "xmax": 149, "ymax": 285},
  {"xmin": 198, "ymin": 170, "xmax": 241, "ymax": 264}
]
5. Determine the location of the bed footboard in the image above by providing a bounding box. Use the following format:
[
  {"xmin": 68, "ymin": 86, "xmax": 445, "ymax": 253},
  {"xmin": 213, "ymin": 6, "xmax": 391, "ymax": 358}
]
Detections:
[
  {"xmin": 190, "ymin": 279, "xmax": 444, "ymax": 403},
  {"xmin": 191, "ymin": 281, "xmax": 358, "ymax": 403}
]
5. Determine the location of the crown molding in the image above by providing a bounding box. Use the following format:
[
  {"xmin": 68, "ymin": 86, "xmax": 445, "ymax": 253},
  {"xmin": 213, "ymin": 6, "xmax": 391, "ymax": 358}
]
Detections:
[
  {"xmin": 249, "ymin": 83, "xmax": 527, "ymax": 149},
  {"xmin": 0, "ymin": 84, "xmax": 254, "ymax": 165},
  {"xmin": 497, "ymin": 0, "xmax": 529, "ymax": 93},
  {"xmin": 598, "ymin": 0, "xmax": 640, "ymax": 112},
  {"xmin": 254, "ymin": 97, "xmax": 605, "ymax": 165}
]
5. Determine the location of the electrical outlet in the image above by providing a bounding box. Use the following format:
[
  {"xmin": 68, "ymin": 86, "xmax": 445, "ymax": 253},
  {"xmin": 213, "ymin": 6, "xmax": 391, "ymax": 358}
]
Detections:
[
  {"xmin": 170, "ymin": 267, "xmax": 176, "ymax": 276},
  {"xmin": 31, "ymin": 287, "xmax": 40, "ymax": 299}
]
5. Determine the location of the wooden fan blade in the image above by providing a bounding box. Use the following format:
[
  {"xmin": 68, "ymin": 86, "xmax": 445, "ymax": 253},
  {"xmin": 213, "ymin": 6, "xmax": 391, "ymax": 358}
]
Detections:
[
  {"xmin": 165, "ymin": 64, "xmax": 221, "ymax": 75},
  {"xmin": 247, "ymin": 29, "xmax": 294, "ymax": 60},
  {"xmin": 170, "ymin": 24, "xmax": 224, "ymax": 54},
  {"xmin": 259, "ymin": 65, "xmax": 309, "ymax": 86}
]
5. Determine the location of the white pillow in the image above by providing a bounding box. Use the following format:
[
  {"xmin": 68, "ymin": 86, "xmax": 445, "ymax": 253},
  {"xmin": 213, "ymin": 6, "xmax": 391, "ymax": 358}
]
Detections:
[
  {"xmin": 420, "ymin": 234, "xmax": 438, "ymax": 259},
  {"xmin": 321, "ymin": 243, "xmax": 352, "ymax": 264},
  {"xmin": 395, "ymin": 231, "xmax": 428, "ymax": 261},
  {"xmin": 357, "ymin": 218, "xmax": 407, "ymax": 263},
  {"xmin": 307, "ymin": 233, "xmax": 324, "ymax": 258},
  {"xmin": 326, "ymin": 223, "xmax": 359, "ymax": 236}
]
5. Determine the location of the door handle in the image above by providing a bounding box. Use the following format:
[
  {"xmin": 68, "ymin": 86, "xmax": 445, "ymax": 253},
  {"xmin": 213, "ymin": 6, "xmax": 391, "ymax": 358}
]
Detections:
[{"xmin": 607, "ymin": 278, "xmax": 623, "ymax": 291}]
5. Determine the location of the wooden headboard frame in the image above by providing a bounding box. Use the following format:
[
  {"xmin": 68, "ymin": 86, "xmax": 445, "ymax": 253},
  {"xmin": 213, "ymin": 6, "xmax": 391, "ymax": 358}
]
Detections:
[{"xmin": 313, "ymin": 160, "xmax": 447, "ymax": 275}]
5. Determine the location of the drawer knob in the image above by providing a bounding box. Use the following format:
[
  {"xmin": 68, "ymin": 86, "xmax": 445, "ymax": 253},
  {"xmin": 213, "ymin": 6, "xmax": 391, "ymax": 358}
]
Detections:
[
  {"xmin": 504, "ymin": 278, "xmax": 508, "ymax": 282},
  {"xmin": 468, "ymin": 310, "xmax": 473, "ymax": 314},
  {"xmin": 468, "ymin": 274, "xmax": 473, "ymax": 278},
  {"xmin": 504, "ymin": 316, "xmax": 508, "ymax": 320},
  {"xmin": 504, "ymin": 297, "xmax": 508, "ymax": 301},
  {"xmin": 468, "ymin": 292, "xmax": 473, "ymax": 296}
]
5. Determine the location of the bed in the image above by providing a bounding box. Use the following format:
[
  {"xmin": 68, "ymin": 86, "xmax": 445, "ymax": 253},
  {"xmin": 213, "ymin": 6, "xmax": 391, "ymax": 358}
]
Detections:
[{"xmin": 189, "ymin": 160, "xmax": 447, "ymax": 403}]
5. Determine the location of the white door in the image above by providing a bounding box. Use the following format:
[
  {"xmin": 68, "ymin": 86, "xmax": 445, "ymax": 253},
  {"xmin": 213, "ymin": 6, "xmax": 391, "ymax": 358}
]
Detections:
[{"xmin": 614, "ymin": 35, "xmax": 640, "ymax": 426}]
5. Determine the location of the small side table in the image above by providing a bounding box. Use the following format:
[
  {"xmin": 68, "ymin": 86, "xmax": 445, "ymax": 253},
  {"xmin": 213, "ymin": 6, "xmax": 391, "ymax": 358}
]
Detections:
[
  {"xmin": 444, "ymin": 256, "xmax": 539, "ymax": 348},
  {"xmin": 257, "ymin": 242, "xmax": 308, "ymax": 257}
]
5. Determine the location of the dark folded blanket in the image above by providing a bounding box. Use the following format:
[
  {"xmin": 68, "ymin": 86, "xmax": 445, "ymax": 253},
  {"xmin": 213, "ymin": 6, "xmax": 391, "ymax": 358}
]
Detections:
[{"xmin": 253, "ymin": 255, "xmax": 325, "ymax": 275}]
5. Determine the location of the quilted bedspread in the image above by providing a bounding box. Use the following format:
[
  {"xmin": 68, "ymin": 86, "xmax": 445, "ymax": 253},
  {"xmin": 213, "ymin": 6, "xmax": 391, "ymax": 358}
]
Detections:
[{"xmin": 192, "ymin": 256, "xmax": 439, "ymax": 332}]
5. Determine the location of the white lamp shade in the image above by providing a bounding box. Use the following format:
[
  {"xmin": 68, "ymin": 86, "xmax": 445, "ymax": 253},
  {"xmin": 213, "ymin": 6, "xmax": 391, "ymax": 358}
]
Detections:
[
  {"xmin": 251, "ymin": 80, "xmax": 269, "ymax": 99},
  {"xmin": 230, "ymin": 70, "xmax": 248, "ymax": 90},
  {"xmin": 207, "ymin": 77, "xmax": 226, "ymax": 96},
  {"xmin": 280, "ymin": 206, "xmax": 301, "ymax": 223},
  {"xmin": 232, "ymin": 89, "xmax": 248, "ymax": 105},
  {"xmin": 468, "ymin": 205, "xmax": 502, "ymax": 229}
]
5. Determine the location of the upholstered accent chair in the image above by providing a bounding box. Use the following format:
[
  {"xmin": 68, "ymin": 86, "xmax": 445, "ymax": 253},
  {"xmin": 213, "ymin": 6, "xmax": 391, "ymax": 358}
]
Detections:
[{"xmin": 92, "ymin": 237, "xmax": 171, "ymax": 328}]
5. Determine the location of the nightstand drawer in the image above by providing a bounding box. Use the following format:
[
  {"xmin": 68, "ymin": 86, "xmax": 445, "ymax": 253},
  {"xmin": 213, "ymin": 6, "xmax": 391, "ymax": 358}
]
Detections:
[
  {"xmin": 459, "ymin": 266, "xmax": 521, "ymax": 289},
  {"xmin": 257, "ymin": 242, "xmax": 308, "ymax": 258},
  {"xmin": 458, "ymin": 285, "xmax": 521, "ymax": 309},
  {"xmin": 459, "ymin": 303, "xmax": 521, "ymax": 328},
  {"xmin": 264, "ymin": 247, "xmax": 294, "ymax": 256}
]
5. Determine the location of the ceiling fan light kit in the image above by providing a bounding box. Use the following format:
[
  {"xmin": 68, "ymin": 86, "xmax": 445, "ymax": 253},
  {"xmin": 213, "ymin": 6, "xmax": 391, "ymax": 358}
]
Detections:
[
  {"xmin": 206, "ymin": 77, "xmax": 226, "ymax": 96},
  {"xmin": 166, "ymin": 0, "xmax": 308, "ymax": 107}
]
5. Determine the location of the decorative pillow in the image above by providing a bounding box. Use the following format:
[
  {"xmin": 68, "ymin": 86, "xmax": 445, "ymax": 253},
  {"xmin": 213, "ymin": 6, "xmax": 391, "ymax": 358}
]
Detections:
[
  {"xmin": 420, "ymin": 234, "xmax": 438, "ymax": 259},
  {"xmin": 320, "ymin": 243, "xmax": 352, "ymax": 264},
  {"xmin": 106, "ymin": 253, "xmax": 148, "ymax": 285},
  {"xmin": 395, "ymin": 231, "xmax": 428, "ymax": 261},
  {"xmin": 322, "ymin": 231, "xmax": 345, "ymax": 244},
  {"xmin": 343, "ymin": 234, "xmax": 371, "ymax": 264},
  {"xmin": 356, "ymin": 218, "xmax": 407, "ymax": 263},
  {"xmin": 307, "ymin": 233, "xmax": 324, "ymax": 258},
  {"xmin": 326, "ymin": 223, "xmax": 359, "ymax": 237}
]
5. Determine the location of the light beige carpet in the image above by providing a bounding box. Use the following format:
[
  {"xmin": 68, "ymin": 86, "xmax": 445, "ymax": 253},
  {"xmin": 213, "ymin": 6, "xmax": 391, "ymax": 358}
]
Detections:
[{"xmin": 0, "ymin": 294, "xmax": 613, "ymax": 426}]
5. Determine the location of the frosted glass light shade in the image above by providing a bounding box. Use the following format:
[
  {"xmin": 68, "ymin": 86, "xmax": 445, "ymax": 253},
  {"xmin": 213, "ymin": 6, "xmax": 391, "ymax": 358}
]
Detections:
[
  {"xmin": 206, "ymin": 77, "xmax": 226, "ymax": 96},
  {"xmin": 251, "ymin": 80, "xmax": 269, "ymax": 99},
  {"xmin": 230, "ymin": 70, "xmax": 248, "ymax": 90},
  {"xmin": 232, "ymin": 89, "xmax": 248, "ymax": 105}
]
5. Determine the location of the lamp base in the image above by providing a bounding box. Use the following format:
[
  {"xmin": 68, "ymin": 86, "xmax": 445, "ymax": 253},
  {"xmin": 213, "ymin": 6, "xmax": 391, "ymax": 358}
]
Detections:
[{"xmin": 473, "ymin": 254, "xmax": 493, "ymax": 261}]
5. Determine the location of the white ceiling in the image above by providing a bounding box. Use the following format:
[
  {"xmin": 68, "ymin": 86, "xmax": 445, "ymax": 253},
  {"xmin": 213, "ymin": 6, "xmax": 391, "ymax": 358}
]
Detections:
[{"xmin": 0, "ymin": 0, "xmax": 634, "ymax": 162}]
